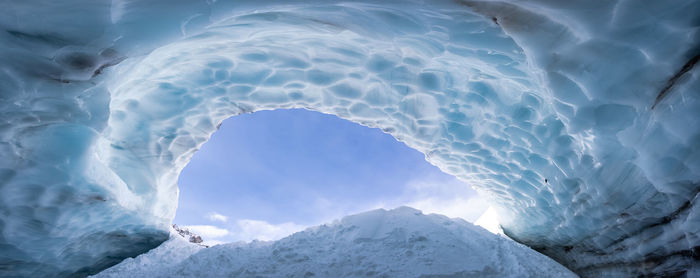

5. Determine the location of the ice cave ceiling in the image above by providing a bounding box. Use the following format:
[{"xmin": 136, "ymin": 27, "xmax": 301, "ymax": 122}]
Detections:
[{"xmin": 0, "ymin": 0, "xmax": 699, "ymax": 277}]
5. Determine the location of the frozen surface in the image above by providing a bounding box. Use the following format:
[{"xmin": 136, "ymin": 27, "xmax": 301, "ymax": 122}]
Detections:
[
  {"xmin": 92, "ymin": 227, "xmax": 205, "ymax": 278},
  {"xmin": 93, "ymin": 207, "xmax": 577, "ymax": 278},
  {"xmin": 475, "ymin": 206, "xmax": 504, "ymax": 235},
  {"xmin": 0, "ymin": 0, "xmax": 699, "ymax": 277}
]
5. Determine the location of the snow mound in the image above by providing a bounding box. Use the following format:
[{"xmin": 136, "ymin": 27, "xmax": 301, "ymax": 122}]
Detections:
[
  {"xmin": 91, "ymin": 227, "xmax": 204, "ymax": 277},
  {"xmin": 93, "ymin": 207, "xmax": 576, "ymax": 278}
]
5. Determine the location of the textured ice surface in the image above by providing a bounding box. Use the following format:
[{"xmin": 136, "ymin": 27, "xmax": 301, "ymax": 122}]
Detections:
[
  {"xmin": 93, "ymin": 207, "xmax": 577, "ymax": 278},
  {"xmin": 91, "ymin": 227, "xmax": 205, "ymax": 278},
  {"xmin": 1, "ymin": 0, "xmax": 699, "ymax": 277}
]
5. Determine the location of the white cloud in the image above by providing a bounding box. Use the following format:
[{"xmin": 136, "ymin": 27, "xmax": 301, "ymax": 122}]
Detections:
[
  {"xmin": 231, "ymin": 219, "xmax": 306, "ymax": 242},
  {"xmin": 384, "ymin": 174, "xmax": 491, "ymax": 222},
  {"xmin": 183, "ymin": 225, "xmax": 230, "ymax": 238},
  {"xmin": 201, "ymin": 239, "xmax": 227, "ymax": 246},
  {"xmin": 181, "ymin": 219, "xmax": 306, "ymax": 246},
  {"xmin": 207, "ymin": 212, "xmax": 228, "ymax": 223},
  {"xmin": 406, "ymin": 195, "xmax": 489, "ymax": 222}
]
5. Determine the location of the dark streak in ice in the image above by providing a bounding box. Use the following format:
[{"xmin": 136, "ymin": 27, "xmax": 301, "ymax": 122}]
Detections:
[{"xmin": 651, "ymin": 53, "xmax": 699, "ymax": 110}]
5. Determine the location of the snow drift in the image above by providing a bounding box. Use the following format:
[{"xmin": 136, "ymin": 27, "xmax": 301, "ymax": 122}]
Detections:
[
  {"xmin": 93, "ymin": 207, "xmax": 577, "ymax": 278},
  {"xmin": 0, "ymin": 0, "xmax": 698, "ymax": 277}
]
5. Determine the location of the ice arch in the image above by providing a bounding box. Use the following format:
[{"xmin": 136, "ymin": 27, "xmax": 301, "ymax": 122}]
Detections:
[{"xmin": 0, "ymin": 0, "xmax": 698, "ymax": 277}]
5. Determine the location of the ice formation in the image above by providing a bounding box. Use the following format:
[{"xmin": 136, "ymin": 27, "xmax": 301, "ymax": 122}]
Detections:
[
  {"xmin": 93, "ymin": 207, "xmax": 577, "ymax": 277},
  {"xmin": 93, "ymin": 226, "xmax": 206, "ymax": 278},
  {"xmin": 1, "ymin": 0, "xmax": 698, "ymax": 277}
]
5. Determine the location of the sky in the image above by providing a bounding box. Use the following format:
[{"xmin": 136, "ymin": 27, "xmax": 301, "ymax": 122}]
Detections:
[{"xmin": 174, "ymin": 109, "xmax": 491, "ymax": 245}]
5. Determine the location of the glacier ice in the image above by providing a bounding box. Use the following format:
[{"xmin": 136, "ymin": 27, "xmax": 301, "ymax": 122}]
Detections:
[
  {"xmin": 0, "ymin": 0, "xmax": 698, "ymax": 277},
  {"xmin": 92, "ymin": 226, "xmax": 206, "ymax": 277},
  {"xmin": 92, "ymin": 207, "xmax": 577, "ymax": 278}
]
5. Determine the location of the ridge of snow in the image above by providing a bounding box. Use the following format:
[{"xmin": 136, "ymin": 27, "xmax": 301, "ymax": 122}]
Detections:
[
  {"xmin": 93, "ymin": 207, "xmax": 576, "ymax": 277},
  {"xmin": 89, "ymin": 227, "xmax": 205, "ymax": 277}
]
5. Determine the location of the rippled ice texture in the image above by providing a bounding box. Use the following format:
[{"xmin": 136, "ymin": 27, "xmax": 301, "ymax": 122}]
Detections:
[{"xmin": 0, "ymin": 0, "xmax": 698, "ymax": 277}]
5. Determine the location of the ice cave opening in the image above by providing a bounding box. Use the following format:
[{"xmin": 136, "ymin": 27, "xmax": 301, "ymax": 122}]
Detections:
[
  {"xmin": 173, "ymin": 108, "xmax": 491, "ymax": 245},
  {"xmin": 2, "ymin": 0, "xmax": 699, "ymax": 277}
]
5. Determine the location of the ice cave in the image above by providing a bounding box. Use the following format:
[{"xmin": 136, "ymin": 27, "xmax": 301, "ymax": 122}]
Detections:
[{"xmin": 1, "ymin": 0, "xmax": 699, "ymax": 277}]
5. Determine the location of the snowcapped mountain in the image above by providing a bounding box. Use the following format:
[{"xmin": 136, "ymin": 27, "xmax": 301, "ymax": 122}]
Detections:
[
  {"xmin": 93, "ymin": 207, "xmax": 576, "ymax": 277},
  {"xmin": 171, "ymin": 224, "xmax": 207, "ymax": 247}
]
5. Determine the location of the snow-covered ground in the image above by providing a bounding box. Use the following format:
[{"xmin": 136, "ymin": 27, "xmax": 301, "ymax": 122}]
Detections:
[
  {"xmin": 93, "ymin": 207, "xmax": 576, "ymax": 277},
  {"xmin": 91, "ymin": 227, "xmax": 206, "ymax": 277}
]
